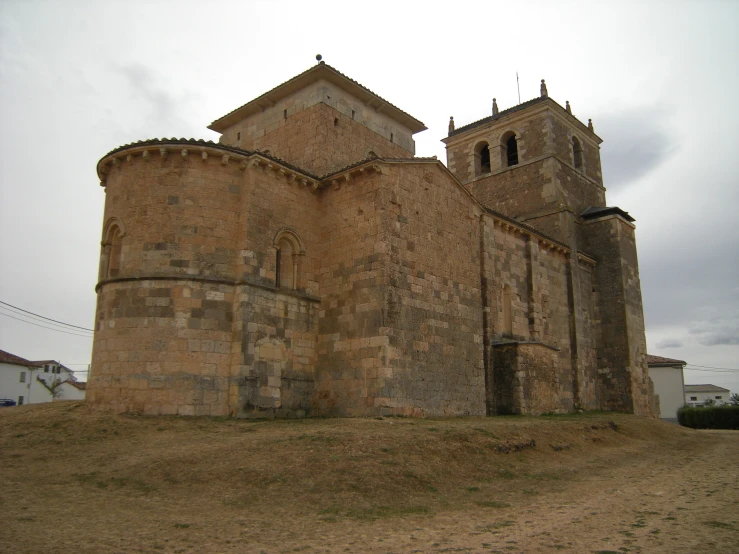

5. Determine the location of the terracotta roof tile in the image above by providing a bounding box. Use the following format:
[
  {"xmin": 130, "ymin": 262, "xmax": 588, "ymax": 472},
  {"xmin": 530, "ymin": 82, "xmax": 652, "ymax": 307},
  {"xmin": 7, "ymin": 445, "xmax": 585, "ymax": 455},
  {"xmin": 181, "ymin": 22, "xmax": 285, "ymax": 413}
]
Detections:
[
  {"xmin": 209, "ymin": 62, "xmax": 426, "ymax": 134},
  {"xmin": 684, "ymin": 384, "xmax": 730, "ymax": 393},
  {"xmin": 581, "ymin": 206, "xmax": 635, "ymax": 223},
  {"xmin": 0, "ymin": 349, "xmax": 42, "ymax": 368},
  {"xmin": 646, "ymin": 354, "xmax": 686, "ymax": 365},
  {"xmin": 98, "ymin": 138, "xmax": 321, "ymax": 180},
  {"xmin": 448, "ymin": 96, "xmax": 547, "ymax": 137}
]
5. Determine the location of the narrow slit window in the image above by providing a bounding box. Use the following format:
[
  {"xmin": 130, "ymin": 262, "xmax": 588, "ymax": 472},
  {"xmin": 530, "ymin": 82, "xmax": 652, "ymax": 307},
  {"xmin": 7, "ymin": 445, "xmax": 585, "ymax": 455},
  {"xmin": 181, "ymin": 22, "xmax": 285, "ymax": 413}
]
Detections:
[
  {"xmin": 572, "ymin": 136, "xmax": 583, "ymax": 169},
  {"xmin": 506, "ymin": 135, "xmax": 518, "ymax": 166},
  {"xmin": 502, "ymin": 285, "xmax": 513, "ymax": 335},
  {"xmin": 284, "ymin": 109, "xmax": 287, "ymax": 120},
  {"xmin": 276, "ymin": 238, "xmax": 295, "ymax": 289}
]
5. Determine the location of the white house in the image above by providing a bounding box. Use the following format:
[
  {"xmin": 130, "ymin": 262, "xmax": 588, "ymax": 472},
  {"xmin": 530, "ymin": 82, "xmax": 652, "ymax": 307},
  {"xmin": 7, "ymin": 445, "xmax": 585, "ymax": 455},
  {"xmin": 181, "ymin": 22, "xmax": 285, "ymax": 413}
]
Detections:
[
  {"xmin": 0, "ymin": 350, "xmax": 86, "ymax": 405},
  {"xmin": 30, "ymin": 359, "xmax": 86, "ymax": 400},
  {"xmin": 0, "ymin": 349, "xmax": 52, "ymax": 405},
  {"xmin": 56, "ymin": 379, "xmax": 86, "ymax": 401},
  {"xmin": 684, "ymin": 384, "xmax": 731, "ymax": 407},
  {"xmin": 647, "ymin": 354, "xmax": 686, "ymax": 422}
]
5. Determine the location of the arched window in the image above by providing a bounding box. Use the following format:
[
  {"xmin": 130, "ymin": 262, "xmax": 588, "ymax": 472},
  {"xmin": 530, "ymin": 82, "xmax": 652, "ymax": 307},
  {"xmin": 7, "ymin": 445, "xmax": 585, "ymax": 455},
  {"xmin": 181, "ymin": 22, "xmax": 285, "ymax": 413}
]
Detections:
[
  {"xmin": 474, "ymin": 141, "xmax": 491, "ymax": 176},
  {"xmin": 100, "ymin": 218, "xmax": 125, "ymax": 281},
  {"xmin": 572, "ymin": 136, "xmax": 583, "ymax": 169},
  {"xmin": 501, "ymin": 131, "xmax": 518, "ymax": 167},
  {"xmin": 276, "ymin": 237, "xmax": 295, "ymax": 289},
  {"xmin": 502, "ymin": 285, "xmax": 513, "ymax": 336},
  {"xmin": 108, "ymin": 227, "xmax": 123, "ymax": 278},
  {"xmin": 274, "ymin": 229, "xmax": 304, "ymax": 291}
]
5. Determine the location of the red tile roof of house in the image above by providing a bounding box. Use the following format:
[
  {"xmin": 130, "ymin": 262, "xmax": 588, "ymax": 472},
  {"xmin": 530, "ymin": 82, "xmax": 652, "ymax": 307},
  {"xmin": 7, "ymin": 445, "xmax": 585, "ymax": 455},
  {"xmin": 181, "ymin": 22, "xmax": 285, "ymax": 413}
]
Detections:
[
  {"xmin": 684, "ymin": 384, "xmax": 730, "ymax": 393},
  {"xmin": 66, "ymin": 381, "xmax": 86, "ymax": 391},
  {"xmin": 0, "ymin": 349, "xmax": 42, "ymax": 368},
  {"xmin": 646, "ymin": 354, "xmax": 686, "ymax": 366}
]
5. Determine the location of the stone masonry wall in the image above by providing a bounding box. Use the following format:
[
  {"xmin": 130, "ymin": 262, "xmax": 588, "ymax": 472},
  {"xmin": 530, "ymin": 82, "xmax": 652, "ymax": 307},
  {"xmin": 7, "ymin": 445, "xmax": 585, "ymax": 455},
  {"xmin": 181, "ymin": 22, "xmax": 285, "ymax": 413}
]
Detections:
[
  {"xmin": 549, "ymin": 115, "xmax": 603, "ymax": 185},
  {"xmin": 89, "ymin": 279, "xmax": 234, "ymax": 416},
  {"xmin": 486, "ymin": 220, "xmax": 578, "ymax": 413},
  {"xmin": 492, "ymin": 342, "xmax": 564, "ymax": 415},
  {"xmin": 219, "ymin": 82, "xmax": 413, "ymax": 176},
  {"xmin": 581, "ymin": 215, "xmax": 652, "ymax": 415},
  {"xmin": 446, "ymin": 110, "xmax": 549, "ymax": 184},
  {"xmin": 314, "ymin": 168, "xmax": 391, "ymax": 416},
  {"xmin": 230, "ymin": 164, "xmax": 323, "ymax": 417},
  {"xmin": 89, "ymin": 149, "xmax": 245, "ymax": 415},
  {"xmin": 376, "ymin": 164, "xmax": 486, "ymax": 416},
  {"xmin": 244, "ymin": 103, "xmax": 410, "ymax": 176}
]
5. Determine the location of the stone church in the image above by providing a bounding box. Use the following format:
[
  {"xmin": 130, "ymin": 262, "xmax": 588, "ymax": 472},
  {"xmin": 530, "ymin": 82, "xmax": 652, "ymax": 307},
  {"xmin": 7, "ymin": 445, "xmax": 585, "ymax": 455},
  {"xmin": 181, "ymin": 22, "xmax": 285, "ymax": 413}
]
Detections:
[{"xmin": 87, "ymin": 61, "xmax": 654, "ymax": 418}]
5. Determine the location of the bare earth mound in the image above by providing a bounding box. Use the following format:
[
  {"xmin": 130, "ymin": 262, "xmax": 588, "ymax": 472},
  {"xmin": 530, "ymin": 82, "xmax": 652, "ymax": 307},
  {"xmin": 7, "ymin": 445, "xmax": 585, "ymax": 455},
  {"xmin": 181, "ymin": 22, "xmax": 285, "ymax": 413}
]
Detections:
[{"xmin": 1, "ymin": 402, "xmax": 737, "ymax": 553}]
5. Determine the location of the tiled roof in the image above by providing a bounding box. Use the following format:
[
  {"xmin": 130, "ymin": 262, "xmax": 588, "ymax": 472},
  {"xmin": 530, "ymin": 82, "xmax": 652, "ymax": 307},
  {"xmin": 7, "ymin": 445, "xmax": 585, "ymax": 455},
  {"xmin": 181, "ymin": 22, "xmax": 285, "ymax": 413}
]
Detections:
[
  {"xmin": 684, "ymin": 384, "xmax": 730, "ymax": 393},
  {"xmin": 208, "ymin": 62, "xmax": 426, "ymax": 134},
  {"xmin": 646, "ymin": 354, "xmax": 686, "ymax": 366},
  {"xmin": 98, "ymin": 138, "xmax": 321, "ymax": 179},
  {"xmin": 581, "ymin": 206, "xmax": 635, "ymax": 223},
  {"xmin": 98, "ymin": 141, "xmax": 597, "ymax": 260},
  {"xmin": 0, "ymin": 349, "xmax": 42, "ymax": 368},
  {"xmin": 448, "ymin": 96, "xmax": 547, "ymax": 138},
  {"xmin": 65, "ymin": 381, "xmax": 87, "ymax": 391},
  {"xmin": 321, "ymin": 155, "xmax": 441, "ymax": 179}
]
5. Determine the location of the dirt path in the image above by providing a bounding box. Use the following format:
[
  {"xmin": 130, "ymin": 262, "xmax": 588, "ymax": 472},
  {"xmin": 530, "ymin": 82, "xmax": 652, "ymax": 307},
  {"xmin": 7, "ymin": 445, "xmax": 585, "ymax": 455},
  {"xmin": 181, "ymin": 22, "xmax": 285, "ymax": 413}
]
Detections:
[
  {"xmin": 1, "ymin": 403, "xmax": 737, "ymax": 553},
  {"xmin": 334, "ymin": 430, "xmax": 739, "ymax": 553}
]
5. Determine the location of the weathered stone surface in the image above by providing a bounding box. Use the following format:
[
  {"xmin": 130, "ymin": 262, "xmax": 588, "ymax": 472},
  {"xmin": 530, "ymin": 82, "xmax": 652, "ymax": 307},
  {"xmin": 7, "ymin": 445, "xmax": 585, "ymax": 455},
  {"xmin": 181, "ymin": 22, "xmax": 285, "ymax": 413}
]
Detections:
[{"xmin": 88, "ymin": 64, "xmax": 654, "ymax": 418}]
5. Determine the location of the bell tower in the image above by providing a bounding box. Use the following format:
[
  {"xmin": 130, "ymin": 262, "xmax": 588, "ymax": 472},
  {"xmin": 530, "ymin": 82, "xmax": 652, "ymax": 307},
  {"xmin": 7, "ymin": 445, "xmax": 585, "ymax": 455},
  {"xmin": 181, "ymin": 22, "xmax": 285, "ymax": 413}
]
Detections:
[
  {"xmin": 442, "ymin": 81, "xmax": 605, "ymax": 245},
  {"xmin": 443, "ymin": 82, "xmax": 653, "ymax": 416}
]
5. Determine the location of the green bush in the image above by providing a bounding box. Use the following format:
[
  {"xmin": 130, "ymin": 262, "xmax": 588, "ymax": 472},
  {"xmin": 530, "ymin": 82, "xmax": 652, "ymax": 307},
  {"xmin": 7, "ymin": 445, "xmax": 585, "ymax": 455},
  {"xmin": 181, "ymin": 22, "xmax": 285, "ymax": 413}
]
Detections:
[{"xmin": 677, "ymin": 405, "xmax": 739, "ymax": 429}]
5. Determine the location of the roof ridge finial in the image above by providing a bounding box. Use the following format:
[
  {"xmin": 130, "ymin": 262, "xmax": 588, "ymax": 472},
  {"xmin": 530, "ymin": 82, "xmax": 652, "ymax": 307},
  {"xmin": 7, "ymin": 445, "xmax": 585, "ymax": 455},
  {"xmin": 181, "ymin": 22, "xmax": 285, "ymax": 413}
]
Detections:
[
  {"xmin": 448, "ymin": 116, "xmax": 455, "ymax": 135},
  {"xmin": 588, "ymin": 118, "xmax": 594, "ymax": 132},
  {"xmin": 540, "ymin": 79, "xmax": 548, "ymax": 98},
  {"xmin": 492, "ymin": 98, "xmax": 499, "ymax": 115},
  {"xmin": 316, "ymin": 54, "xmax": 324, "ymax": 64},
  {"xmin": 565, "ymin": 101, "xmax": 572, "ymax": 114}
]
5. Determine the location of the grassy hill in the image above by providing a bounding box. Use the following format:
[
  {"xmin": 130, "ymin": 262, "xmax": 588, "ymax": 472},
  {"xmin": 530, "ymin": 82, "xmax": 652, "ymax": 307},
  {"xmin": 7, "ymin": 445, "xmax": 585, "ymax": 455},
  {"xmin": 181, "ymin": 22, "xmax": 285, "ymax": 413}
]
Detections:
[{"xmin": 1, "ymin": 402, "xmax": 737, "ymax": 553}]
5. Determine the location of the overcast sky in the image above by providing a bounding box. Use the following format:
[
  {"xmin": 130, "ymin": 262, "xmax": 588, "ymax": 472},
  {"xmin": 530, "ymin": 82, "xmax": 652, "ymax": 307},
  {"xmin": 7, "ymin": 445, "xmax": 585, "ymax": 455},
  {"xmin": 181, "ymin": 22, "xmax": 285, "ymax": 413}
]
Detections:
[{"xmin": 1, "ymin": 0, "xmax": 737, "ymax": 394}]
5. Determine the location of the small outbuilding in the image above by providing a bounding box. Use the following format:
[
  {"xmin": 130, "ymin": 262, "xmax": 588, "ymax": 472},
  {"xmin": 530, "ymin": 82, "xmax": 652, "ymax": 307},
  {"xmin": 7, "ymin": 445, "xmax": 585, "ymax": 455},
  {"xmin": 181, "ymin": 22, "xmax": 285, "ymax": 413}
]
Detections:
[
  {"xmin": 646, "ymin": 354, "xmax": 686, "ymax": 422},
  {"xmin": 684, "ymin": 384, "xmax": 731, "ymax": 407}
]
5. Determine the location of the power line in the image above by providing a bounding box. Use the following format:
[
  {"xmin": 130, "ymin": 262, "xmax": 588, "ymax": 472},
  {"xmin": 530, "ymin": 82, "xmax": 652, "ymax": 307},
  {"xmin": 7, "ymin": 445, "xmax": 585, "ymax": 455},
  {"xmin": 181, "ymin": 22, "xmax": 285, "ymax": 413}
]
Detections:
[
  {"xmin": 0, "ymin": 306, "xmax": 94, "ymax": 336},
  {"xmin": 0, "ymin": 306, "xmax": 93, "ymax": 335},
  {"xmin": 685, "ymin": 366, "xmax": 739, "ymax": 374},
  {"xmin": 686, "ymin": 363, "xmax": 739, "ymax": 371},
  {"xmin": 0, "ymin": 300, "xmax": 94, "ymax": 331},
  {"xmin": 0, "ymin": 312, "xmax": 94, "ymax": 338}
]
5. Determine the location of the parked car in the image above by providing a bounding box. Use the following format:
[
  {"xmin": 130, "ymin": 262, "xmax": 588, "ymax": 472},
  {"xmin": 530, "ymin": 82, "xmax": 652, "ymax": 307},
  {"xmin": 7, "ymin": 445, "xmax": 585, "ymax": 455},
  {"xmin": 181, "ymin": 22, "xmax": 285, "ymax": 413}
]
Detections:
[{"xmin": 0, "ymin": 399, "xmax": 17, "ymax": 407}]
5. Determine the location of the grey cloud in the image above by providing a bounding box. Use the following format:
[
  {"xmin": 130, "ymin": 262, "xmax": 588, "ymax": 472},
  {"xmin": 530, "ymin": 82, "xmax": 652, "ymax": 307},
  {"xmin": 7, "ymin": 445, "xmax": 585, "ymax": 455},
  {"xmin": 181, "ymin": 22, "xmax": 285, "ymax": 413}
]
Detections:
[
  {"xmin": 656, "ymin": 338, "xmax": 683, "ymax": 349},
  {"xmin": 688, "ymin": 312, "xmax": 739, "ymax": 346},
  {"xmin": 115, "ymin": 63, "xmax": 201, "ymax": 137},
  {"xmin": 598, "ymin": 107, "xmax": 677, "ymax": 191}
]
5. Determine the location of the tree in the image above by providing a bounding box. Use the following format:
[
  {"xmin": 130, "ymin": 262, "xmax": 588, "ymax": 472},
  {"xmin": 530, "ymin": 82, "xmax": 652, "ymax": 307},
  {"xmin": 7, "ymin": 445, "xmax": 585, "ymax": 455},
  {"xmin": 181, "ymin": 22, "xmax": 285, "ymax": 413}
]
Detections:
[
  {"xmin": 37, "ymin": 376, "xmax": 65, "ymax": 400},
  {"xmin": 730, "ymin": 393, "xmax": 739, "ymax": 406},
  {"xmin": 703, "ymin": 398, "xmax": 716, "ymax": 407}
]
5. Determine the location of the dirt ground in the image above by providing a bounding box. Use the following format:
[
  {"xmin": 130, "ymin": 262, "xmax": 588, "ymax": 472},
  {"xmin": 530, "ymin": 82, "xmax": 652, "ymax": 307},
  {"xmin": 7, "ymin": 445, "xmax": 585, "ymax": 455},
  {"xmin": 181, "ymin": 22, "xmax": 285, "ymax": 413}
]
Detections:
[{"xmin": 1, "ymin": 402, "xmax": 737, "ymax": 554}]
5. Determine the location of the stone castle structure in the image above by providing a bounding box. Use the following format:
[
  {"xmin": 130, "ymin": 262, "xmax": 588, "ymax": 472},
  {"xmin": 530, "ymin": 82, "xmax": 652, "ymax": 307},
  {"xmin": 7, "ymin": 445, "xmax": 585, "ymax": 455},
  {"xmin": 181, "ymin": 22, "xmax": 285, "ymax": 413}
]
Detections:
[{"xmin": 87, "ymin": 62, "xmax": 654, "ymax": 417}]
